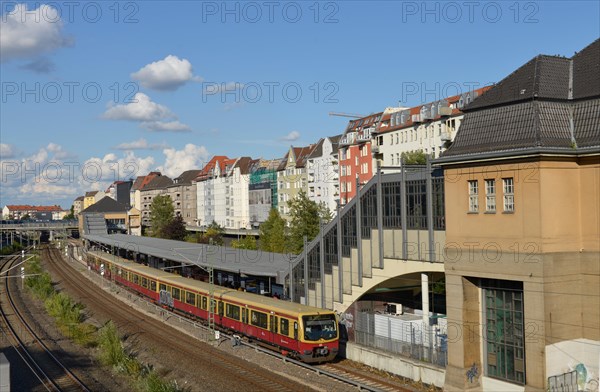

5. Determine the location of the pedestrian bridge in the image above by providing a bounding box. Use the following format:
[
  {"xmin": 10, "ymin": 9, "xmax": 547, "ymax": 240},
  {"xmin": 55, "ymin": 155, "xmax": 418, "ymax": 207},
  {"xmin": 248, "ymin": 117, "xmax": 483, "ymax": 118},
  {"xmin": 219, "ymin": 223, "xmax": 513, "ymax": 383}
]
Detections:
[{"xmin": 289, "ymin": 164, "xmax": 446, "ymax": 314}]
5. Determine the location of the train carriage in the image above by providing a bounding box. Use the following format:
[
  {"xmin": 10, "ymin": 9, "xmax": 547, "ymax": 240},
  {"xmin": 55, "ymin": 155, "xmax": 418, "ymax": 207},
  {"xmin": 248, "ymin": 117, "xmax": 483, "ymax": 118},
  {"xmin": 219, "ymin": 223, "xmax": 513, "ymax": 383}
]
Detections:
[{"xmin": 86, "ymin": 251, "xmax": 338, "ymax": 363}]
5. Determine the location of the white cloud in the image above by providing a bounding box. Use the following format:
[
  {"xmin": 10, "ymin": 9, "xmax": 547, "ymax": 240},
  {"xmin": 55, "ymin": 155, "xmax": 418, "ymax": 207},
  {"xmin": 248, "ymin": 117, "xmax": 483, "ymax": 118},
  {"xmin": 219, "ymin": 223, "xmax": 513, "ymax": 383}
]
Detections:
[
  {"xmin": 103, "ymin": 93, "xmax": 174, "ymax": 122},
  {"xmin": 141, "ymin": 120, "xmax": 191, "ymax": 133},
  {"xmin": 157, "ymin": 144, "xmax": 209, "ymax": 178},
  {"xmin": 114, "ymin": 138, "xmax": 168, "ymax": 150},
  {"xmin": 82, "ymin": 151, "xmax": 156, "ymax": 187},
  {"xmin": 280, "ymin": 131, "xmax": 300, "ymax": 142},
  {"xmin": 20, "ymin": 182, "xmax": 76, "ymax": 197},
  {"xmin": 131, "ymin": 55, "xmax": 201, "ymax": 91},
  {"xmin": 0, "ymin": 3, "xmax": 72, "ymax": 62},
  {"xmin": 0, "ymin": 143, "xmax": 15, "ymax": 159}
]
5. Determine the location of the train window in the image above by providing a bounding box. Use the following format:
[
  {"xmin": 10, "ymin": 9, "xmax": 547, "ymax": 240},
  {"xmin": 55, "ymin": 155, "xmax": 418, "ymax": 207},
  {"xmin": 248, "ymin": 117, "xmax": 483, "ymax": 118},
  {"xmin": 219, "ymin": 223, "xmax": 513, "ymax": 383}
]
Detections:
[
  {"xmin": 294, "ymin": 322, "xmax": 298, "ymax": 339},
  {"xmin": 185, "ymin": 291, "xmax": 195, "ymax": 305},
  {"xmin": 201, "ymin": 296, "xmax": 207, "ymax": 310},
  {"xmin": 150, "ymin": 281, "xmax": 157, "ymax": 291},
  {"xmin": 226, "ymin": 304, "xmax": 240, "ymax": 320},
  {"xmin": 159, "ymin": 283, "xmax": 167, "ymax": 292},
  {"xmin": 242, "ymin": 308, "xmax": 248, "ymax": 324},
  {"xmin": 132, "ymin": 274, "xmax": 139, "ymax": 284},
  {"xmin": 280, "ymin": 319, "xmax": 289, "ymax": 336},
  {"xmin": 172, "ymin": 287, "xmax": 181, "ymax": 301},
  {"xmin": 141, "ymin": 277, "xmax": 148, "ymax": 288},
  {"xmin": 218, "ymin": 301, "xmax": 224, "ymax": 317},
  {"xmin": 251, "ymin": 311, "xmax": 268, "ymax": 329}
]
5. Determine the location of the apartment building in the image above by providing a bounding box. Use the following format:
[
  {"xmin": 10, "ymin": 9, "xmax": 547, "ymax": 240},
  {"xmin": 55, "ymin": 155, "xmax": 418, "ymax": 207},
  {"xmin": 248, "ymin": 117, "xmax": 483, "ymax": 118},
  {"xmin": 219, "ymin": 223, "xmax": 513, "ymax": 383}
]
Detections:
[
  {"xmin": 276, "ymin": 144, "xmax": 317, "ymax": 220},
  {"xmin": 195, "ymin": 156, "xmax": 230, "ymax": 227},
  {"xmin": 373, "ymin": 87, "xmax": 491, "ymax": 168},
  {"xmin": 166, "ymin": 169, "xmax": 201, "ymax": 226},
  {"xmin": 306, "ymin": 135, "xmax": 341, "ymax": 214},
  {"xmin": 139, "ymin": 174, "xmax": 173, "ymax": 227},
  {"xmin": 338, "ymin": 112, "xmax": 382, "ymax": 205},
  {"xmin": 212, "ymin": 157, "xmax": 255, "ymax": 230},
  {"xmin": 130, "ymin": 171, "xmax": 162, "ymax": 211},
  {"xmin": 249, "ymin": 158, "xmax": 283, "ymax": 227}
]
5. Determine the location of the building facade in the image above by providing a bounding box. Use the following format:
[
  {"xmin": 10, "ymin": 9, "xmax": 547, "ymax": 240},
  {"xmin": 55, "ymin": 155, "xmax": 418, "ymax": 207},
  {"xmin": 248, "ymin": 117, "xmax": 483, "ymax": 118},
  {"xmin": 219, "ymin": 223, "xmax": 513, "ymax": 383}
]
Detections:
[
  {"xmin": 306, "ymin": 135, "xmax": 341, "ymax": 214},
  {"xmin": 139, "ymin": 175, "xmax": 173, "ymax": 227},
  {"xmin": 196, "ymin": 156, "xmax": 230, "ymax": 227},
  {"xmin": 438, "ymin": 40, "xmax": 600, "ymax": 392},
  {"xmin": 372, "ymin": 88, "xmax": 490, "ymax": 169},
  {"xmin": 249, "ymin": 158, "xmax": 282, "ymax": 227},
  {"xmin": 166, "ymin": 170, "xmax": 201, "ymax": 226},
  {"xmin": 277, "ymin": 144, "xmax": 316, "ymax": 220},
  {"xmin": 73, "ymin": 196, "xmax": 84, "ymax": 217},
  {"xmin": 338, "ymin": 112, "xmax": 382, "ymax": 205}
]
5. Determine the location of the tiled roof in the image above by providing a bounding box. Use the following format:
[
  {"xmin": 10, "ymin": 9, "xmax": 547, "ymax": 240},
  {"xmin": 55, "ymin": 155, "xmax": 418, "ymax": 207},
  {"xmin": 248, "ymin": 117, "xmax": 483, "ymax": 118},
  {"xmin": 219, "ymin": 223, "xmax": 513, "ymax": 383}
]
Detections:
[
  {"xmin": 131, "ymin": 176, "xmax": 145, "ymax": 191},
  {"xmin": 85, "ymin": 191, "xmax": 99, "ymax": 197},
  {"xmin": 376, "ymin": 87, "xmax": 491, "ymax": 135},
  {"xmin": 171, "ymin": 169, "xmax": 202, "ymax": 185},
  {"xmin": 143, "ymin": 175, "xmax": 173, "ymax": 191},
  {"xmin": 81, "ymin": 196, "xmax": 130, "ymax": 214},
  {"xmin": 233, "ymin": 157, "xmax": 256, "ymax": 175},
  {"xmin": 195, "ymin": 156, "xmax": 229, "ymax": 181},
  {"xmin": 74, "ymin": 196, "xmax": 85, "ymax": 201},
  {"xmin": 6, "ymin": 205, "xmax": 63, "ymax": 212},
  {"xmin": 572, "ymin": 39, "xmax": 600, "ymax": 100},
  {"xmin": 307, "ymin": 138, "xmax": 325, "ymax": 159},
  {"xmin": 440, "ymin": 39, "xmax": 600, "ymax": 159},
  {"xmin": 465, "ymin": 56, "xmax": 571, "ymax": 111},
  {"xmin": 277, "ymin": 144, "xmax": 316, "ymax": 171}
]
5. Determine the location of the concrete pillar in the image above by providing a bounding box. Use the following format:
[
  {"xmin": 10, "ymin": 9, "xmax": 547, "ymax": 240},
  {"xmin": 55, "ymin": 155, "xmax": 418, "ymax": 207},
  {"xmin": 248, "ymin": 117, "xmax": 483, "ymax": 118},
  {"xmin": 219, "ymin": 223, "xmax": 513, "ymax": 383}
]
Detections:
[{"xmin": 422, "ymin": 273, "xmax": 430, "ymax": 352}]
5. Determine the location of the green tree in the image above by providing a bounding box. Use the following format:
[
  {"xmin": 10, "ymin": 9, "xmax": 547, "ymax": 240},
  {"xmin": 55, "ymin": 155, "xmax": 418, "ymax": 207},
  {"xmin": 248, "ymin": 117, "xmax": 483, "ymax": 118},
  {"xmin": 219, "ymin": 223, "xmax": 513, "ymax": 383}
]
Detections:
[
  {"xmin": 160, "ymin": 215, "xmax": 187, "ymax": 241},
  {"xmin": 63, "ymin": 205, "xmax": 75, "ymax": 220},
  {"xmin": 196, "ymin": 221, "xmax": 225, "ymax": 246},
  {"xmin": 231, "ymin": 235, "xmax": 258, "ymax": 250},
  {"xmin": 149, "ymin": 195, "xmax": 174, "ymax": 237},
  {"xmin": 401, "ymin": 150, "xmax": 428, "ymax": 165},
  {"xmin": 259, "ymin": 208, "xmax": 288, "ymax": 253},
  {"xmin": 287, "ymin": 190, "xmax": 330, "ymax": 254}
]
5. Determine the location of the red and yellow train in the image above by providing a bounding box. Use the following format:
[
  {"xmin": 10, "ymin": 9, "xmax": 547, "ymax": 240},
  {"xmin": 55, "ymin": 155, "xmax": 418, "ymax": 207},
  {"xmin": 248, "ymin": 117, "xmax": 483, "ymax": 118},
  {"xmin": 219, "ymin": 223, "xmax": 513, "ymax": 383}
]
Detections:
[{"xmin": 86, "ymin": 251, "xmax": 338, "ymax": 363}]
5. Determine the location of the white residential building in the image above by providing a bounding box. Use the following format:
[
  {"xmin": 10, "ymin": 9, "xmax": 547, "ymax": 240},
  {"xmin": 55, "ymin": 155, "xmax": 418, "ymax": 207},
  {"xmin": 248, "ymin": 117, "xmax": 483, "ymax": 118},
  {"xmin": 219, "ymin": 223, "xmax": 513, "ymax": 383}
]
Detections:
[
  {"xmin": 306, "ymin": 135, "xmax": 342, "ymax": 214},
  {"xmin": 213, "ymin": 157, "xmax": 255, "ymax": 230},
  {"xmin": 196, "ymin": 156, "xmax": 230, "ymax": 227},
  {"xmin": 373, "ymin": 89, "xmax": 490, "ymax": 168}
]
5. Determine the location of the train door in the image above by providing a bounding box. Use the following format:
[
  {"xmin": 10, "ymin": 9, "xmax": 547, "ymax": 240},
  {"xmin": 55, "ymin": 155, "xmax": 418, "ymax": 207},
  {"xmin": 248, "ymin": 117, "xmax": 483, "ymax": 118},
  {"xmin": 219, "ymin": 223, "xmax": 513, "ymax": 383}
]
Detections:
[
  {"xmin": 241, "ymin": 306, "xmax": 248, "ymax": 335},
  {"xmin": 269, "ymin": 314, "xmax": 278, "ymax": 344}
]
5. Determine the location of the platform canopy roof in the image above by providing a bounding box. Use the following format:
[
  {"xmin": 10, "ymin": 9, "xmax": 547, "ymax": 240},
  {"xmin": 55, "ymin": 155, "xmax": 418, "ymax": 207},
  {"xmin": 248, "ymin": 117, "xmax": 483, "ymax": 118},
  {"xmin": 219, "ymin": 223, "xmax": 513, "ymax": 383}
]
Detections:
[{"xmin": 84, "ymin": 233, "xmax": 294, "ymax": 284}]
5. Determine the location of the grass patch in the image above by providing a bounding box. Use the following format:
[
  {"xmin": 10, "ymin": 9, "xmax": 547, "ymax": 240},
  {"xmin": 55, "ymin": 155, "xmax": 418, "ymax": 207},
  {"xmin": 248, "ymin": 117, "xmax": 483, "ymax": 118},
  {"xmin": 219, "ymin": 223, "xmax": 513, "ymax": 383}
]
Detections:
[
  {"xmin": 24, "ymin": 255, "xmax": 186, "ymax": 391},
  {"xmin": 98, "ymin": 321, "xmax": 187, "ymax": 391}
]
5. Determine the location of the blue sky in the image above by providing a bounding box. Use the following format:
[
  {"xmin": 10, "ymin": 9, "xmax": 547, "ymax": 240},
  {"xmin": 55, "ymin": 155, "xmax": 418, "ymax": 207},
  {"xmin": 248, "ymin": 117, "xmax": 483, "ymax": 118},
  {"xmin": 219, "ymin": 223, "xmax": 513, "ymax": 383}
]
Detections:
[{"xmin": 1, "ymin": 1, "xmax": 598, "ymax": 208}]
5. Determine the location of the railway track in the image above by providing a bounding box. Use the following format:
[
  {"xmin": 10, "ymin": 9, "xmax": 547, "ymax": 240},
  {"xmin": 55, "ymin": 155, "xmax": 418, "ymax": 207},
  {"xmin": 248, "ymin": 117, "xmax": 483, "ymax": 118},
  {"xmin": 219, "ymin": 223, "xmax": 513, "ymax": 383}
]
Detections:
[
  {"xmin": 0, "ymin": 251, "xmax": 90, "ymax": 392},
  {"xmin": 43, "ymin": 245, "xmax": 309, "ymax": 392},
  {"xmin": 49, "ymin": 243, "xmax": 421, "ymax": 391}
]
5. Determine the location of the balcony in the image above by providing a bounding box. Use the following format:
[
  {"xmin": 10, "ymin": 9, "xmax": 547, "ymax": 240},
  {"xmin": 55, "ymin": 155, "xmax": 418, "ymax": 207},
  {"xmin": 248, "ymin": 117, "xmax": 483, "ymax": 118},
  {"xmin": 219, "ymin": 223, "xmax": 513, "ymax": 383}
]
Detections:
[{"xmin": 440, "ymin": 133, "xmax": 452, "ymax": 142}]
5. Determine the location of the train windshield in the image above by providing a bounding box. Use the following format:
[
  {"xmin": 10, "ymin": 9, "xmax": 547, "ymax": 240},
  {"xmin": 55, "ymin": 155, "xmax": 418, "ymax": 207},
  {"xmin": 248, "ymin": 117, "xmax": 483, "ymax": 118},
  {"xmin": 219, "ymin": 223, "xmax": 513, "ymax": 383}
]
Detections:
[{"xmin": 302, "ymin": 314, "xmax": 337, "ymax": 341}]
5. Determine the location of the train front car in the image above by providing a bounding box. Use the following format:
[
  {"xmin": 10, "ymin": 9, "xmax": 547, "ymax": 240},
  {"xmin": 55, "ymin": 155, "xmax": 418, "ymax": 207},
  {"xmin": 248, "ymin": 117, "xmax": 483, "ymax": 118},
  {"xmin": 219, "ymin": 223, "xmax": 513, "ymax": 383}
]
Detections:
[{"xmin": 296, "ymin": 311, "xmax": 339, "ymax": 363}]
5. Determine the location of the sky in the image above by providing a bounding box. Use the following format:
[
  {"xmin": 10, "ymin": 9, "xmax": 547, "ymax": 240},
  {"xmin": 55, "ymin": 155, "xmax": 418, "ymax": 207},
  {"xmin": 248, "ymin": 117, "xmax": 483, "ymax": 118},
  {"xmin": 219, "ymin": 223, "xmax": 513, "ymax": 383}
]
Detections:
[{"xmin": 1, "ymin": 0, "xmax": 599, "ymax": 209}]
